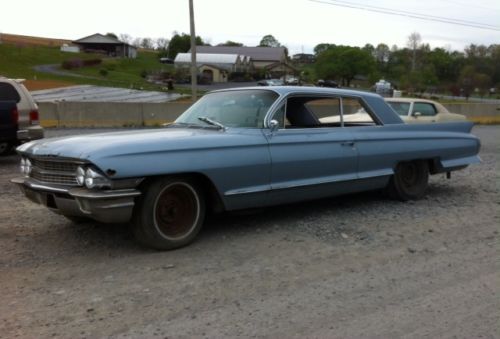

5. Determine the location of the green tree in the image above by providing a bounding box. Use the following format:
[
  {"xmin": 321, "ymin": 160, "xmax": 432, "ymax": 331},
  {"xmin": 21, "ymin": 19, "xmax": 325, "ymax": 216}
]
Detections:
[
  {"xmin": 106, "ymin": 32, "xmax": 118, "ymax": 40},
  {"xmin": 314, "ymin": 43, "xmax": 335, "ymax": 56},
  {"xmin": 218, "ymin": 40, "xmax": 244, "ymax": 47},
  {"xmin": 315, "ymin": 45, "xmax": 374, "ymax": 86},
  {"xmin": 259, "ymin": 35, "xmax": 281, "ymax": 47},
  {"xmin": 167, "ymin": 33, "xmax": 204, "ymax": 59}
]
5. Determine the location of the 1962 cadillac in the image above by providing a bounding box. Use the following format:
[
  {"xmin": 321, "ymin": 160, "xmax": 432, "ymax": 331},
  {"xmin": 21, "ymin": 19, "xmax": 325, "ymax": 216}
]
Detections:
[{"xmin": 12, "ymin": 87, "xmax": 480, "ymax": 250}]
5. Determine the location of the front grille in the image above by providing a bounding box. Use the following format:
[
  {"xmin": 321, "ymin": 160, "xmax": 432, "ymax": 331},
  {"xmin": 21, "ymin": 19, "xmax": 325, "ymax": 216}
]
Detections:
[
  {"xmin": 31, "ymin": 171, "xmax": 78, "ymax": 185},
  {"xmin": 28, "ymin": 157, "xmax": 82, "ymax": 186},
  {"xmin": 31, "ymin": 158, "xmax": 78, "ymax": 172}
]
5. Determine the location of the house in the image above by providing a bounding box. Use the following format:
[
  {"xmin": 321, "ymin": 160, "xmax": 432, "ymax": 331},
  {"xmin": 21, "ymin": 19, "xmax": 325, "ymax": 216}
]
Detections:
[
  {"xmin": 73, "ymin": 33, "xmax": 137, "ymax": 58},
  {"xmin": 174, "ymin": 53, "xmax": 254, "ymax": 83},
  {"xmin": 292, "ymin": 53, "xmax": 315, "ymax": 64},
  {"xmin": 192, "ymin": 46, "xmax": 286, "ymax": 70}
]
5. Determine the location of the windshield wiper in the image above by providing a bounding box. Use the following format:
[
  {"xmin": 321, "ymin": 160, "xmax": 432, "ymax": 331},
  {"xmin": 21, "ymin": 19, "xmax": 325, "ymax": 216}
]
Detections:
[{"xmin": 198, "ymin": 116, "xmax": 226, "ymax": 130}]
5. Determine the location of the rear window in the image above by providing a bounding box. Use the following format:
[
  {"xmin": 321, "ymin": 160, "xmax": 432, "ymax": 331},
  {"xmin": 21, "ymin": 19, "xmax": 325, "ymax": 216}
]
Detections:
[{"xmin": 0, "ymin": 83, "xmax": 21, "ymax": 103}]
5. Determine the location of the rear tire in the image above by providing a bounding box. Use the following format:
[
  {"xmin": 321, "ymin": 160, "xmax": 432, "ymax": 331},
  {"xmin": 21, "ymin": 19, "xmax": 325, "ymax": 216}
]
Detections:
[
  {"xmin": 132, "ymin": 177, "xmax": 205, "ymax": 250},
  {"xmin": 386, "ymin": 160, "xmax": 429, "ymax": 201}
]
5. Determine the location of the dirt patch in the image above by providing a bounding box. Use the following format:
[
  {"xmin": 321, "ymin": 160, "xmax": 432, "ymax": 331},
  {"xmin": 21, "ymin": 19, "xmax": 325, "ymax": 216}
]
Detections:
[{"xmin": 24, "ymin": 79, "xmax": 75, "ymax": 91}]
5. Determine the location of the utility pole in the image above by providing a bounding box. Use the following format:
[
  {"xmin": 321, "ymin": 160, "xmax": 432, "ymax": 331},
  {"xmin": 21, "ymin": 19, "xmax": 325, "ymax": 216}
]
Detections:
[{"xmin": 189, "ymin": 0, "xmax": 197, "ymax": 101}]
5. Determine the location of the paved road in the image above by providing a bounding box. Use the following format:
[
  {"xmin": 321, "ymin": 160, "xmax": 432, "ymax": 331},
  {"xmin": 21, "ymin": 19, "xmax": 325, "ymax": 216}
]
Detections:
[{"xmin": 0, "ymin": 126, "xmax": 498, "ymax": 338}]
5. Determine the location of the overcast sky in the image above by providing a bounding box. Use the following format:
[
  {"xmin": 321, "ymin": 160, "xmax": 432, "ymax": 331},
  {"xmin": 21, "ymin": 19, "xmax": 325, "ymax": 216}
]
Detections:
[{"xmin": 2, "ymin": 0, "xmax": 499, "ymax": 54}]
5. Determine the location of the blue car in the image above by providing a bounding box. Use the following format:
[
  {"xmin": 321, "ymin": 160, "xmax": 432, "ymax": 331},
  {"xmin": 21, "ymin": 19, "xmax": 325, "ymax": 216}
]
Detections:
[{"xmin": 12, "ymin": 87, "xmax": 481, "ymax": 250}]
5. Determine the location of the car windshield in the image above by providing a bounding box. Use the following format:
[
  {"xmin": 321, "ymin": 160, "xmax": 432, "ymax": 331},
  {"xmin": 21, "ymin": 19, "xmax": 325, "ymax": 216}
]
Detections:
[
  {"xmin": 386, "ymin": 101, "xmax": 411, "ymax": 116},
  {"xmin": 175, "ymin": 90, "xmax": 279, "ymax": 128}
]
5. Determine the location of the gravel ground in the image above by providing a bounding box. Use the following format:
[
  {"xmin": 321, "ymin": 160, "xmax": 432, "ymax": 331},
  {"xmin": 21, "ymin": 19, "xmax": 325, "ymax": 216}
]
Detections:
[{"xmin": 0, "ymin": 126, "xmax": 498, "ymax": 338}]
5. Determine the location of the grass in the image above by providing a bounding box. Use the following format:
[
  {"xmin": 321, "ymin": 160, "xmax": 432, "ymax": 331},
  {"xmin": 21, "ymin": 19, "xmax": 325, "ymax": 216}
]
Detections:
[{"xmin": 0, "ymin": 43, "xmax": 188, "ymax": 93}]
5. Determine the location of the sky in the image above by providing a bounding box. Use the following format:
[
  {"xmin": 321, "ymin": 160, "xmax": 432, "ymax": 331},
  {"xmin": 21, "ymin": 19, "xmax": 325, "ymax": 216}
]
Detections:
[{"xmin": 2, "ymin": 0, "xmax": 499, "ymax": 54}]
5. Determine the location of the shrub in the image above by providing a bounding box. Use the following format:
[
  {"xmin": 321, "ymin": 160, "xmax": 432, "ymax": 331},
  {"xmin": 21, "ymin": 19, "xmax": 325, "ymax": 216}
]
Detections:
[
  {"xmin": 83, "ymin": 58, "xmax": 102, "ymax": 67},
  {"xmin": 99, "ymin": 68, "xmax": 108, "ymax": 77},
  {"xmin": 61, "ymin": 58, "xmax": 83, "ymax": 70}
]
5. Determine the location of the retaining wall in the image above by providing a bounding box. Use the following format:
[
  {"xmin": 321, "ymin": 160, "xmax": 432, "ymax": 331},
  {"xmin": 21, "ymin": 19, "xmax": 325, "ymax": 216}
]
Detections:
[{"xmin": 38, "ymin": 101, "xmax": 500, "ymax": 128}]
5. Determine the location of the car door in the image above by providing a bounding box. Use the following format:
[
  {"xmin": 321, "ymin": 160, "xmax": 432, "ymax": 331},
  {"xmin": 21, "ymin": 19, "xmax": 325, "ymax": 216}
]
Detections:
[{"xmin": 265, "ymin": 96, "xmax": 358, "ymax": 205}]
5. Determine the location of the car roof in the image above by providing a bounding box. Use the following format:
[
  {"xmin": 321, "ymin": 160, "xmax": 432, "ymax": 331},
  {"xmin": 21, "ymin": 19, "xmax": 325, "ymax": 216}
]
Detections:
[
  {"xmin": 385, "ymin": 97, "xmax": 438, "ymax": 104},
  {"xmin": 211, "ymin": 86, "xmax": 383, "ymax": 99}
]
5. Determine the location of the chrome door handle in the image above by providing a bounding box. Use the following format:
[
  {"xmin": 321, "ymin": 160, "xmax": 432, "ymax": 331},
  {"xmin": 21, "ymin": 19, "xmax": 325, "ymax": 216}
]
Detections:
[{"xmin": 341, "ymin": 141, "xmax": 355, "ymax": 146}]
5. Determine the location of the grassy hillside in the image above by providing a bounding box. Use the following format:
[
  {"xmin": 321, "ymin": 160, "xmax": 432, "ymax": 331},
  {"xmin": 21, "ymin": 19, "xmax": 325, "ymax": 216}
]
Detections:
[{"xmin": 0, "ymin": 43, "xmax": 175, "ymax": 91}]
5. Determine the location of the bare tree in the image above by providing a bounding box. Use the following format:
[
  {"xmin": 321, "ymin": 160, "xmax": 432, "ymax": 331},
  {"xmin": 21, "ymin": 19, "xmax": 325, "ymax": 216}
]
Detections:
[
  {"xmin": 120, "ymin": 33, "xmax": 132, "ymax": 44},
  {"xmin": 132, "ymin": 37, "xmax": 142, "ymax": 48},
  {"xmin": 140, "ymin": 37, "xmax": 154, "ymax": 49},
  {"xmin": 155, "ymin": 37, "xmax": 169, "ymax": 50},
  {"xmin": 407, "ymin": 32, "xmax": 421, "ymax": 71}
]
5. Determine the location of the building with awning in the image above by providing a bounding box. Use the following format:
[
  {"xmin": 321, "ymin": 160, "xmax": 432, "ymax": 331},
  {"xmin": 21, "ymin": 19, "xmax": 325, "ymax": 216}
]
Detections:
[{"xmin": 73, "ymin": 33, "xmax": 137, "ymax": 58}]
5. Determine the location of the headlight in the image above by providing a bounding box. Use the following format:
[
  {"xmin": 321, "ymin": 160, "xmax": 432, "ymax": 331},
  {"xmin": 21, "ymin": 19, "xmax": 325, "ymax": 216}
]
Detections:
[
  {"xmin": 20, "ymin": 158, "xmax": 26, "ymax": 175},
  {"xmin": 76, "ymin": 166, "xmax": 85, "ymax": 186},
  {"xmin": 84, "ymin": 167, "xmax": 110, "ymax": 189},
  {"xmin": 20, "ymin": 158, "xmax": 32, "ymax": 176}
]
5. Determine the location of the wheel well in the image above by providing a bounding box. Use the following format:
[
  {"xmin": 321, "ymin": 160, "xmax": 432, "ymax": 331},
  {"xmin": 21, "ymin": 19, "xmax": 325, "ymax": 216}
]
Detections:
[
  {"xmin": 138, "ymin": 173, "xmax": 226, "ymax": 213},
  {"xmin": 393, "ymin": 158, "xmax": 436, "ymax": 174}
]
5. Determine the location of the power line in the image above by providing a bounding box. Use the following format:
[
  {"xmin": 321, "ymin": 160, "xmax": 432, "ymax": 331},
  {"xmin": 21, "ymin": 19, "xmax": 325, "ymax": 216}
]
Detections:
[{"xmin": 309, "ymin": 0, "xmax": 500, "ymax": 31}]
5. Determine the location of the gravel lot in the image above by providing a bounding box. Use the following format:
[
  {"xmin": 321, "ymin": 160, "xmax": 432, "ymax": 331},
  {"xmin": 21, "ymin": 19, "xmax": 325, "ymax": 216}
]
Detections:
[{"xmin": 1, "ymin": 126, "xmax": 498, "ymax": 338}]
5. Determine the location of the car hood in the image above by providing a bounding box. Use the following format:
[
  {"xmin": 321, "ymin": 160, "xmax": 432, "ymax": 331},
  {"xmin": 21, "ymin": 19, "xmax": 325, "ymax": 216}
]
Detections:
[{"xmin": 17, "ymin": 127, "xmax": 235, "ymax": 160}]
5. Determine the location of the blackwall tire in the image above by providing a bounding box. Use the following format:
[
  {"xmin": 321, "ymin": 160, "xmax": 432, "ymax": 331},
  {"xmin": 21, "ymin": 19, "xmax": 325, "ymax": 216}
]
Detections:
[
  {"xmin": 132, "ymin": 177, "xmax": 205, "ymax": 250},
  {"xmin": 386, "ymin": 160, "xmax": 429, "ymax": 201}
]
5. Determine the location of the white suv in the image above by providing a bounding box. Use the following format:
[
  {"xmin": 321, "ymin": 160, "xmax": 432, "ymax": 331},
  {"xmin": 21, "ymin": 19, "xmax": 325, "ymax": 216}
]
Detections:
[{"xmin": 0, "ymin": 78, "xmax": 44, "ymax": 154}]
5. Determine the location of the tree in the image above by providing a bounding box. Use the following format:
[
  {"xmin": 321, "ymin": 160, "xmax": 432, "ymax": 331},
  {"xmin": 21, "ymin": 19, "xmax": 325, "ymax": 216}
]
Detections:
[
  {"xmin": 407, "ymin": 32, "xmax": 421, "ymax": 71},
  {"xmin": 106, "ymin": 32, "xmax": 118, "ymax": 40},
  {"xmin": 313, "ymin": 43, "xmax": 335, "ymax": 56},
  {"xmin": 155, "ymin": 38, "xmax": 169, "ymax": 50},
  {"xmin": 119, "ymin": 33, "xmax": 132, "ymax": 44},
  {"xmin": 375, "ymin": 43, "xmax": 390, "ymax": 63},
  {"xmin": 140, "ymin": 37, "xmax": 154, "ymax": 49},
  {"xmin": 167, "ymin": 33, "xmax": 204, "ymax": 59},
  {"xmin": 315, "ymin": 45, "xmax": 374, "ymax": 86},
  {"xmin": 218, "ymin": 40, "xmax": 244, "ymax": 47},
  {"xmin": 259, "ymin": 34, "xmax": 281, "ymax": 48}
]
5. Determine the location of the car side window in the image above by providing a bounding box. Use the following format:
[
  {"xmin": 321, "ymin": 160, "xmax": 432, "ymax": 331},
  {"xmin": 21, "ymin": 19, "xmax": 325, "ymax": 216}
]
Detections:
[
  {"xmin": 386, "ymin": 101, "xmax": 411, "ymax": 116},
  {"xmin": 0, "ymin": 83, "xmax": 21, "ymax": 103},
  {"xmin": 412, "ymin": 103, "xmax": 437, "ymax": 116},
  {"xmin": 276, "ymin": 96, "xmax": 377, "ymax": 129}
]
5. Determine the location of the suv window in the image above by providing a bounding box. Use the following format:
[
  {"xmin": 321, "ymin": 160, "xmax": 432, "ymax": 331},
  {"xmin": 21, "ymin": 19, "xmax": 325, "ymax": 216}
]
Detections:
[
  {"xmin": 0, "ymin": 83, "xmax": 21, "ymax": 103},
  {"xmin": 412, "ymin": 102, "xmax": 437, "ymax": 116}
]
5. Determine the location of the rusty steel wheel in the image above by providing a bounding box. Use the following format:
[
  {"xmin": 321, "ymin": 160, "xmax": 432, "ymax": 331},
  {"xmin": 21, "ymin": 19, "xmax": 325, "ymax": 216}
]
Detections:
[
  {"xmin": 386, "ymin": 160, "xmax": 429, "ymax": 201},
  {"xmin": 133, "ymin": 177, "xmax": 205, "ymax": 250},
  {"xmin": 154, "ymin": 182, "xmax": 200, "ymax": 240}
]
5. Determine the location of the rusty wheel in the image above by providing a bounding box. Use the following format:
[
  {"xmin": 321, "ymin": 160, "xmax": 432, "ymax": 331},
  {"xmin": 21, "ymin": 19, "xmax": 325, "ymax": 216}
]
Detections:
[
  {"xmin": 133, "ymin": 177, "xmax": 205, "ymax": 250},
  {"xmin": 386, "ymin": 160, "xmax": 429, "ymax": 201},
  {"xmin": 154, "ymin": 182, "xmax": 200, "ymax": 240}
]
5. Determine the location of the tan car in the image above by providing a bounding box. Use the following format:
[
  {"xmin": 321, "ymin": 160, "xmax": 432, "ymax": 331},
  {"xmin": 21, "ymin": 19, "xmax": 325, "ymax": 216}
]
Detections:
[
  {"xmin": 385, "ymin": 98, "xmax": 467, "ymax": 123},
  {"xmin": 0, "ymin": 77, "xmax": 44, "ymax": 154}
]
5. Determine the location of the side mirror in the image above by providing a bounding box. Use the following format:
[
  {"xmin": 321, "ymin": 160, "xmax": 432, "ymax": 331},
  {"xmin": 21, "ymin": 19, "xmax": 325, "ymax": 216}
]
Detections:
[
  {"xmin": 412, "ymin": 112, "xmax": 422, "ymax": 117},
  {"xmin": 269, "ymin": 119, "xmax": 279, "ymax": 132}
]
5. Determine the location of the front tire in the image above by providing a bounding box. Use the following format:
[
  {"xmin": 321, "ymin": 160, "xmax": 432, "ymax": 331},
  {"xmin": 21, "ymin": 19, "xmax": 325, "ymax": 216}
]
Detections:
[
  {"xmin": 386, "ymin": 160, "xmax": 429, "ymax": 201},
  {"xmin": 132, "ymin": 177, "xmax": 206, "ymax": 250}
]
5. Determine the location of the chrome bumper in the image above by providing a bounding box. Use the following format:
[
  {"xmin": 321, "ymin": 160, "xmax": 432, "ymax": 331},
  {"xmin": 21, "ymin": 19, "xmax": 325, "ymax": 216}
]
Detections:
[
  {"xmin": 11, "ymin": 177, "xmax": 141, "ymax": 223},
  {"xmin": 17, "ymin": 125, "xmax": 44, "ymax": 142}
]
